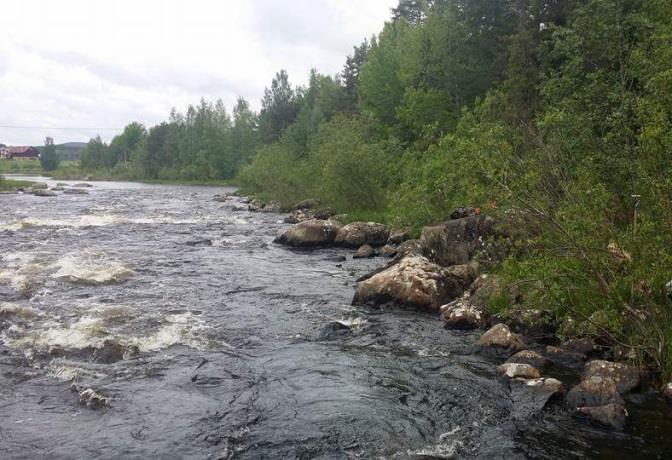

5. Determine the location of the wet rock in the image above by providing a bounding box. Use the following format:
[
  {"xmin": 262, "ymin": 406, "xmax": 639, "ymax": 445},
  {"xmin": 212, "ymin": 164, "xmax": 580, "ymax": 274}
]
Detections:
[
  {"xmin": 335, "ymin": 222, "xmax": 390, "ymax": 248},
  {"xmin": 578, "ymin": 403, "xmax": 628, "ymax": 430},
  {"xmin": 582, "ymin": 360, "xmax": 640, "ymax": 395},
  {"xmin": 545, "ymin": 345, "xmax": 586, "ymax": 369},
  {"xmin": 33, "ymin": 189, "xmax": 57, "ymax": 197},
  {"xmin": 420, "ymin": 214, "xmax": 499, "ymax": 267},
  {"xmin": 232, "ymin": 206, "xmax": 247, "ymax": 212},
  {"xmin": 93, "ymin": 340, "xmax": 139, "ymax": 364},
  {"xmin": 50, "ymin": 186, "xmax": 66, "ymax": 191},
  {"xmin": 441, "ymin": 298, "xmax": 482, "ymax": 330},
  {"xmin": 213, "ymin": 193, "xmax": 232, "ymax": 202},
  {"xmin": 248, "ymin": 199, "xmax": 281, "ymax": 213},
  {"xmin": 450, "ymin": 207, "xmax": 480, "ymax": 220},
  {"xmin": 562, "ymin": 338, "xmax": 602, "ymax": 358},
  {"xmin": 326, "ymin": 255, "xmax": 347, "ymax": 263},
  {"xmin": 565, "ymin": 376, "xmax": 625, "ymax": 408},
  {"xmin": 476, "ymin": 323, "xmax": 526, "ymax": 357},
  {"xmin": 510, "ymin": 378, "xmax": 564, "ymax": 420},
  {"xmin": 352, "ymin": 255, "xmax": 476, "ymax": 310},
  {"xmin": 73, "ymin": 183, "xmax": 93, "ymax": 188},
  {"xmin": 56, "ymin": 182, "xmax": 69, "ymax": 187},
  {"xmin": 497, "ymin": 363, "xmax": 542, "ymax": 380},
  {"xmin": 185, "ymin": 239, "xmax": 213, "ymax": 247},
  {"xmin": 388, "ymin": 228, "xmax": 411, "ymax": 245},
  {"xmin": 353, "ymin": 244, "xmax": 376, "ymax": 259},
  {"xmin": 506, "ymin": 350, "xmax": 551, "ymax": 370},
  {"xmin": 76, "ymin": 387, "xmax": 109, "ymax": 409},
  {"xmin": 274, "ymin": 219, "xmax": 343, "ymax": 247},
  {"xmin": 63, "ymin": 188, "xmax": 89, "ymax": 195},
  {"xmin": 505, "ymin": 309, "xmax": 557, "ymax": 338},
  {"xmin": 378, "ymin": 245, "xmax": 398, "ymax": 258},
  {"xmin": 318, "ymin": 321, "xmax": 352, "ymax": 340}
]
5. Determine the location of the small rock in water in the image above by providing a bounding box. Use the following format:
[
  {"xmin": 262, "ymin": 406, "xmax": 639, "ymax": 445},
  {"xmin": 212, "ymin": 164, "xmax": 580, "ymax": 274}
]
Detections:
[
  {"xmin": 73, "ymin": 385, "xmax": 109, "ymax": 409},
  {"xmin": 318, "ymin": 321, "xmax": 352, "ymax": 340},
  {"xmin": 497, "ymin": 363, "xmax": 541, "ymax": 380},
  {"xmin": 63, "ymin": 188, "xmax": 89, "ymax": 195},
  {"xmin": 335, "ymin": 222, "xmax": 389, "ymax": 248},
  {"xmin": 578, "ymin": 403, "xmax": 628, "ymax": 430},
  {"xmin": 441, "ymin": 299, "xmax": 482, "ymax": 330},
  {"xmin": 73, "ymin": 183, "xmax": 93, "ymax": 188},
  {"xmin": 509, "ymin": 377, "xmax": 564, "ymax": 420},
  {"xmin": 506, "ymin": 350, "xmax": 551, "ymax": 370},
  {"xmin": 33, "ymin": 189, "xmax": 57, "ymax": 197},
  {"xmin": 565, "ymin": 376, "xmax": 625, "ymax": 408},
  {"xmin": 353, "ymin": 244, "xmax": 375, "ymax": 259},
  {"xmin": 476, "ymin": 324, "xmax": 526, "ymax": 357}
]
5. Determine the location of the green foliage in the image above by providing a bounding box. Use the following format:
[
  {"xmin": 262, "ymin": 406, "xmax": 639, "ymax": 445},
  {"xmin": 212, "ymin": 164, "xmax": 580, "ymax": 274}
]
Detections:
[{"xmin": 39, "ymin": 137, "xmax": 60, "ymax": 171}]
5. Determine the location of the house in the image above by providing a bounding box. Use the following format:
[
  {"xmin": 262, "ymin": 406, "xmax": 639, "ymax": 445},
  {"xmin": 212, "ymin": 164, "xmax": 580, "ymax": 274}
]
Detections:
[
  {"xmin": 3, "ymin": 146, "xmax": 40, "ymax": 160},
  {"xmin": 0, "ymin": 145, "xmax": 8, "ymax": 159}
]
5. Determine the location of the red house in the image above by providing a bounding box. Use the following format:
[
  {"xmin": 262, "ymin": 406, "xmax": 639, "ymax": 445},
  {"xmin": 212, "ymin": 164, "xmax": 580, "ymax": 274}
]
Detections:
[{"xmin": 4, "ymin": 146, "xmax": 40, "ymax": 160}]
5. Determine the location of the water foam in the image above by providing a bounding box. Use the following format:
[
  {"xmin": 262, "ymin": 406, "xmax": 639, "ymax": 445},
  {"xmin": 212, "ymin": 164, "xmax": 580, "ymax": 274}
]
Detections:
[{"xmin": 51, "ymin": 250, "xmax": 134, "ymax": 285}]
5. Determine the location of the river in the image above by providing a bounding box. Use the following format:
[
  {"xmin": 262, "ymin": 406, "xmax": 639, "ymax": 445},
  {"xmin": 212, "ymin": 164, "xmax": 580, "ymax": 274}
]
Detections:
[{"xmin": 1, "ymin": 177, "xmax": 670, "ymax": 459}]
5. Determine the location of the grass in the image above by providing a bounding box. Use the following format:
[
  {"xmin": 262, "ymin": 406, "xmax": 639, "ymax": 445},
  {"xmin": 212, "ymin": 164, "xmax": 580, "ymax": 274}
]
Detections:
[{"xmin": 0, "ymin": 178, "xmax": 37, "ymax": 191}]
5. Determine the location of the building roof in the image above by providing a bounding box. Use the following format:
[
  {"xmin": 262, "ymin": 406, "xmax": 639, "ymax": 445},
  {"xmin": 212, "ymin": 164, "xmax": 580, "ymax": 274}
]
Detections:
[{"xmin": 7, "ymin": 146, "xmax": 37, "ymax": 154}]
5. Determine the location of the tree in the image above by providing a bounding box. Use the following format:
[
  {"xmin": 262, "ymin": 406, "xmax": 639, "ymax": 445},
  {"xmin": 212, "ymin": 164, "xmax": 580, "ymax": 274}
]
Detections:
[
  {"xmin": 258, "ymin": 70, "xmax": 301, "ymax": 143},
  {"xmin": 40, "ymin": 137, "xmax": 60, "ymax": 171}
]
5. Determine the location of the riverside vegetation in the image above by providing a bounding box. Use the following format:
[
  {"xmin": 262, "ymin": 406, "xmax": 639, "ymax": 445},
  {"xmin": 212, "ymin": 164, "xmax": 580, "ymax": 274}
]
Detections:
[{"xmin": 61, "ymin": 0, "xmax": 672, "ymax": 383}]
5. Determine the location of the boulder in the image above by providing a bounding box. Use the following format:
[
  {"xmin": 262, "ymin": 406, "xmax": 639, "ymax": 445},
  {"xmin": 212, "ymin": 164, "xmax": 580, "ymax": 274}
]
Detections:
[
  {"xmin": 506, "ymin": 350, "xmax": 551, "ymax": 370},
  {"xmin": 578, "ymin": 403, "xmax": 628, "ymax": 431},
  {"xmin": 397, "ymin": 239, "xmax": 423, "ymax": 258},
  {"xmin": 248, "ymin": 199, "xmax": 281, "ymax": 213},
  {"xmin": 441, "ymin": 298, "xmax": 482, "ymax": 330},
  {"xmin": 352, "ymin": 255, "xmax": 476, "ymax": 310},
  {"xmin": 274, "ymin": 219, "xmax": 343, "ymax": 247},
  {"xmin": 56, "ymin": 183, "xmax": 69, "ymax": 187},
  {"xmin": 378, "ymin": 245, "xmax": 398, "ymax": 258},
  {"xmin": 33, "ymin": 189, "xmax": 57, "ymax": 197},
  {"xmin": 313, "ymin": 208, "xmax": 336, "ymax": 220},
  {"xmin": 565, "ymin": 376, "xmax": 625, "ymax": 408},
  {"xmin": 388, "ymin": 229, "xmax": 411, "ymax": 245},
  {"xmin": 476, "ymin": 323, "xmax": 526, "ymax": 357},
  {"xmin": 284, "ymin": 209, "xmax": 314, "ymax": 224},
  {"xmin": 497, "ymin": 363, "xmax": 542, "ymax": 380},
  {"xmin": 73, "ymin": 183, "xmax": 93, "ymax": 188},
  {"xmin": 213, "ymin": 193, "xmax": 232, "ymax": 202},
  {"xmin": 562, "ymin": 338, "xmax": 603, "ymax": 358},
  {"xmin": 51, "ymin": 186, "xmax": 66, "ymax": 191},
  {"xmin": 582, "ymin": 360, "xmax": 640, "ymax": 395},
  {"xmin": 292, "ymin": 199, "xmax": 319, "ymax": 211},
  {"xmin": 335, "ymin": 222, "xmax": 390, "ymax": 248},
  {"xmin": 353, "ymin": 244, "xmax": 376, "ymax": 259},
  {"xmin": 31, "ymin": 182, "xmax": 48, "ymax": 190},
  {"xmin": 420, "ymin": 214, "xmax": 499, "ymax": 267}
]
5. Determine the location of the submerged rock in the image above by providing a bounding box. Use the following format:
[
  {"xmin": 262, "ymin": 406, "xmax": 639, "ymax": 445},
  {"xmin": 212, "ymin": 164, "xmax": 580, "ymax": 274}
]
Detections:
[
  {"xmin": 335, "ymin": 222, "xmax": 389, "ymax": 248},
  {"xmin": 510, "ymin": 378, "xmax": 564, "ymax": 420},
  {"xmin": 63, "ymin": 188, "xmax": 89, "ymax": 195},
  {"xmin": 77, "ymin": 387, "xmax": 109, "ymax": 409},
  {"xmin": 33, "ymin": 189, "xmax": 57, "ymax": 197},
  {"xmin": 565, "ymin": 376, "xmax": 625, "ymax": 408},
  {"xmin": 506, "ymin": 350, "xmax": 551, "ymax": 370},
  {"xmin": 476, "ymin": 323, "xmax": 526, "ymax": 357},
  {"xmin": 353, "ymin": 244, "xmax": 376, "ymax": 259},
  {"xmin": 318, "ymin": 321, "xmax": 352, "ymax": 340},
  {"xmin": 497, "ymin": 363, "xmax": 542, "ymax": 380},
  {"xmin": 441, "ymin": 298, "xmax": 482, "ymax": 330},
  {"xmin": 352, "ymin": 255, "xmax": 476, "ymax": 310},
  {"xmin": 582, "ymin": 360, "xmax": 640, "ymax": 395},
  {"xmin": 578, "ymin": 403, "xmax": 628, "ymax": 430},
  {"xmin": 274, "ymin": 219, "xmax": 343, "ymax": 247}
]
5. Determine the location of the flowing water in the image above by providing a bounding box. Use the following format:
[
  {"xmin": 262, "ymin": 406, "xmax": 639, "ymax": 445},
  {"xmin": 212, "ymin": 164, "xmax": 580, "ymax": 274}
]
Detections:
[{"xmin": 1, "ymin": 177, "xmax": 671, "ymax": 459}]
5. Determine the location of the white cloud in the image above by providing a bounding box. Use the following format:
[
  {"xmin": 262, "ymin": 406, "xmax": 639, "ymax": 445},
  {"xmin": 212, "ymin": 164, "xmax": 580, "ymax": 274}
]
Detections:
[{"xmin": 0, "ymin": 0, "xmax": 396, "ymax": 145}]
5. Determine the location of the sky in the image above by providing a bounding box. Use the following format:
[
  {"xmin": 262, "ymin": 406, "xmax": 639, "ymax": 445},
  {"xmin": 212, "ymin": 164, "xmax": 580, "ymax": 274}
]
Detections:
[{"xmin": 0, "ymin": 0, "xmax": 397, "ymax": 146}]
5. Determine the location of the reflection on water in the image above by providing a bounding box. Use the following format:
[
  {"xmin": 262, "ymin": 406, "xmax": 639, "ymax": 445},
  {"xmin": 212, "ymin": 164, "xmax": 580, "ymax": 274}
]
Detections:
[{"xmin": 1, "ymin": 176, "xmax": 671, "ymax": 458}]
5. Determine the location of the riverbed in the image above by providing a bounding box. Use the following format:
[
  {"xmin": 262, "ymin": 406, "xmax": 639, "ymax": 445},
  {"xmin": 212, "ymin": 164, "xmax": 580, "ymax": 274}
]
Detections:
[{"xmin": 1, "ymin": 177, "xmax": 670, "ymax": 458}]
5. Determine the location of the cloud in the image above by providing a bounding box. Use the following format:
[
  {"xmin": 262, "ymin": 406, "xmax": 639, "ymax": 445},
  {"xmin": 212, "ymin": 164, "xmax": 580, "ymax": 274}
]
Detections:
[{"xmin": 0, "ymin": 0, "xmax": 396, "ymax": 146}]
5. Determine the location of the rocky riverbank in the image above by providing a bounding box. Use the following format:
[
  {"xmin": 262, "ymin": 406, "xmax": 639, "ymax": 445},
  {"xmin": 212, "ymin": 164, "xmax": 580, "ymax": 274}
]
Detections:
[{"xmin": 263, "ymin": 197, "xmax": 671, "ymax": 433}]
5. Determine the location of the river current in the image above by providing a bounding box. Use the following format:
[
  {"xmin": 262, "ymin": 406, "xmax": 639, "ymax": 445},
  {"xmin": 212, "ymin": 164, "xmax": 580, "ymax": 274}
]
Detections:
[{"xmin": 1, "ymin": 177, "xmax": 671, "ymax": 459}]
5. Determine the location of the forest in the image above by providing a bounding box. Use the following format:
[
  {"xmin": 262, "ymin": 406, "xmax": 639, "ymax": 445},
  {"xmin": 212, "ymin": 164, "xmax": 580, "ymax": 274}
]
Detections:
[{"xmin": 75, "ymin": 0, "xmax": 672, "ymax": 376}]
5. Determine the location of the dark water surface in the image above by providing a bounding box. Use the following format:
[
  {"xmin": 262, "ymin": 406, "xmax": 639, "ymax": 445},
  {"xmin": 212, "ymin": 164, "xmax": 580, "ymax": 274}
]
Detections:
[{"xmin": 1, "ymin": 177, "xmax": 671, "ymax": 459}]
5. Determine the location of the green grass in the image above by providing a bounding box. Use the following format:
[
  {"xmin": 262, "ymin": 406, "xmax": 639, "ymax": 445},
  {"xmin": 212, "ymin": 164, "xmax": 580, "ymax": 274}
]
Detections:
[{"xmin": 0, "ymin": 178, "xmax": 37, "ymax": 191}]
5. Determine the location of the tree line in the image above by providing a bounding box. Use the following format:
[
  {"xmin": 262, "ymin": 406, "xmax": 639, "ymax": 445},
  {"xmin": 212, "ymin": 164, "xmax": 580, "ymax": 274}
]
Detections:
[{"xmin": 78, "ymin": 0, "xmax": 672, "ymax": 375}]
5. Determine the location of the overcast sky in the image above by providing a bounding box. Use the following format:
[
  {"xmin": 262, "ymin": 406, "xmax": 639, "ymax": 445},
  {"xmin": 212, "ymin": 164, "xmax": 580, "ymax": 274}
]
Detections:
[{"xmin": 0, "ymin": 0, "xmax": 396, "ymax": 146}]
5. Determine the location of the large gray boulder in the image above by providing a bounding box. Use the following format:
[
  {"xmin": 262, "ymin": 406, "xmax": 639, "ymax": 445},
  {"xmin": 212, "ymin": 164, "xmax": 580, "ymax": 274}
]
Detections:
[
  {"xmin": 352, "ymin": 255, "xmax": 477, "ymax": 310},
  {"xmin": 582, "ymin": 360, "xmax": 640, "ymax": 395},
  {"xmin": 335, "ymin": 222, "xmax": 389, "ymax": 248},
  {"xmin": 420, "ymin": 215, "xmax": 500, "ymax": 267},
  {"xmin": 274, "ymin": 219, "xmax": 343, "ymax": 247}
]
